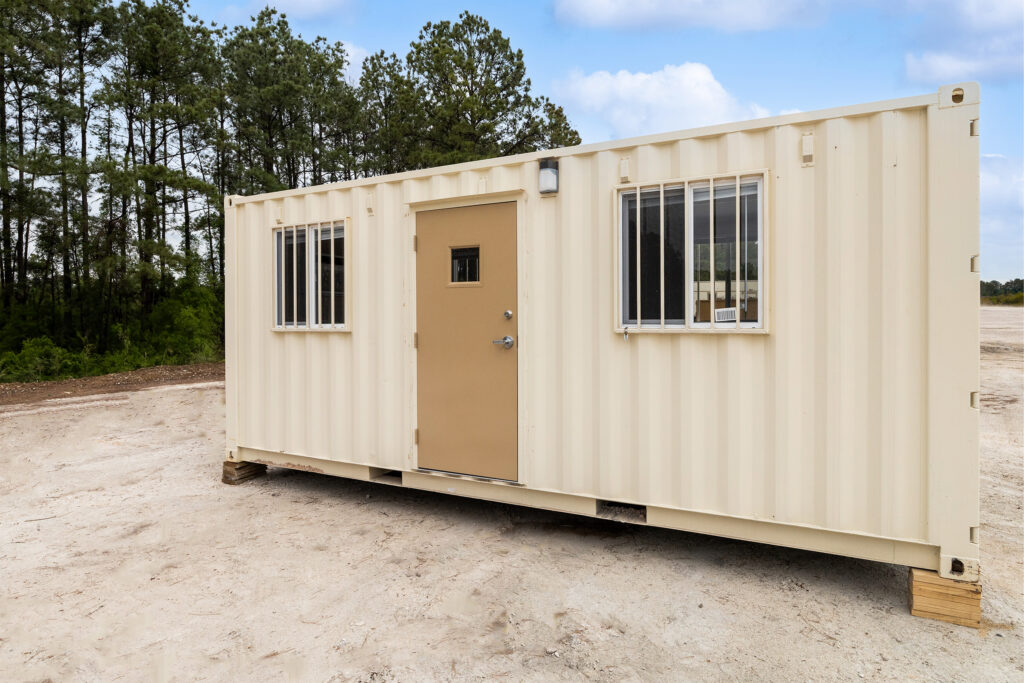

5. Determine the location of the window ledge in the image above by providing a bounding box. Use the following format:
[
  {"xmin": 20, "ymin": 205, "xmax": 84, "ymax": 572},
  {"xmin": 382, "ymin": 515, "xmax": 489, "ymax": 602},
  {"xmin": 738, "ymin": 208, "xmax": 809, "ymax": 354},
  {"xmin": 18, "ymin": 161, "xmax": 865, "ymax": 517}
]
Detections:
[
  {"xmin": 613, "ymin": 326, "xmax": 768, "ymax": 335},
  {"xmin": 271, "ymin": 326, "xmax": 351, "ymax": 333}
]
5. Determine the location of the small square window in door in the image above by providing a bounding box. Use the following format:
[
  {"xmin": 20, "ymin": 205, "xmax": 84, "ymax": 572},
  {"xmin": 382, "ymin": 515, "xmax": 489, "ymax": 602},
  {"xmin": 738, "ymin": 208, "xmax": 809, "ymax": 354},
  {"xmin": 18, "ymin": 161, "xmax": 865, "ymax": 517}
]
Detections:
[{"xmin": 451, "ymin": 247, "xmax": 480, "ymax": 283}]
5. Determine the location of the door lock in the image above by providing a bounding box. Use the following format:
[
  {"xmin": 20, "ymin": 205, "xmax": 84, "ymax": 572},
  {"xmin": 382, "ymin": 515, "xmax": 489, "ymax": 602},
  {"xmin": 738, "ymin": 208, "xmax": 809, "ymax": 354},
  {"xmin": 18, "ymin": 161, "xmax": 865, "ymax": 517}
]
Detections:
[
  {"xmin": 492, "ymin": 335, "xmax": 514, "ymax": 349},
  {"xmin": 504, "ymin": 310, "xmax": 513, "ymax": 319}
]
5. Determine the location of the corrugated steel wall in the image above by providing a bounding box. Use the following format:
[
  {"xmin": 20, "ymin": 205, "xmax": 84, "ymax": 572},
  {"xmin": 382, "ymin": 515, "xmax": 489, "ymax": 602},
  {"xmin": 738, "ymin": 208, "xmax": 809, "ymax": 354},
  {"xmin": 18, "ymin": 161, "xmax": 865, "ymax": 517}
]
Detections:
[{"xmin": 228, "ymin": 88, "xmax": 979, "ymax": 557}]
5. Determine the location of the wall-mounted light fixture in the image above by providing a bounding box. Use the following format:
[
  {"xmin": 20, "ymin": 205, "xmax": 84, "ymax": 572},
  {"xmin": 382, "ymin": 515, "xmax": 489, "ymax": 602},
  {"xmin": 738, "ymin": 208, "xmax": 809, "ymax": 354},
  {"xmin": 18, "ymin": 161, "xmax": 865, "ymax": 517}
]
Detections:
[{"xmin": 539, "ymin": 158, "xmax": 558, "ymax": 195}]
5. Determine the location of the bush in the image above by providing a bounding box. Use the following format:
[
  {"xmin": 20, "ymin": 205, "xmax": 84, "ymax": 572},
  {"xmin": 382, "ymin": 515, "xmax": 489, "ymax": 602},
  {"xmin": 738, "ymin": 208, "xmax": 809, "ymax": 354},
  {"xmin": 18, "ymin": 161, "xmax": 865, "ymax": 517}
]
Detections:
[
  {"xmin": 982, "ymin": 292, "xmax": 1024, "ymax": 306},
  {"xmin": 0, "ymin": 337, "xmax": 81, "ymax": 382},
  {"xmin": 148, "ymin": 286, "xmax": 223, "ymax": 363},
  {"xmin": 0, "ymin": 291, "xmax": 224, "ymax": 382},
  {"xmin": 0, "ymin": 282, "xmax": 225, "ymax": 383}
]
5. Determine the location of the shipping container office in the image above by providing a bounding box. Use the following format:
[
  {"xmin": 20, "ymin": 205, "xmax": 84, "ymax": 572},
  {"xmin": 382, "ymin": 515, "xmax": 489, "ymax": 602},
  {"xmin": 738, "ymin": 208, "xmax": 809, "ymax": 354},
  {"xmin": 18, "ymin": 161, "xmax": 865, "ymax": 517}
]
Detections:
[{"xmin": 223, "ymin": 85, "xmax": 981, "ymax": 592}]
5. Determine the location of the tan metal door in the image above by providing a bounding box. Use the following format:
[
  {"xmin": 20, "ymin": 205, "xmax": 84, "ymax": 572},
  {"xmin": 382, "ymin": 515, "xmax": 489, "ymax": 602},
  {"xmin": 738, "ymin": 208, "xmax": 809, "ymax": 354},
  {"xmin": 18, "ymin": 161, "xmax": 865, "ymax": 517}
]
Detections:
[{"xmin": 416, "ymin": 202, "xmax": 517, "ymax": 481}]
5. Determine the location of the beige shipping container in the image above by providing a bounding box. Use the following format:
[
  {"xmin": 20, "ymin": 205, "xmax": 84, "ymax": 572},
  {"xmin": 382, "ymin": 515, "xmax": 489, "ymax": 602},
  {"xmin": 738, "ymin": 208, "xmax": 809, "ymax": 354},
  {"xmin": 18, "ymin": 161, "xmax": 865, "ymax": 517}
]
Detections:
[{"xmin": 224, "ymin": 83, "xmax": 981, "ymax": 586}]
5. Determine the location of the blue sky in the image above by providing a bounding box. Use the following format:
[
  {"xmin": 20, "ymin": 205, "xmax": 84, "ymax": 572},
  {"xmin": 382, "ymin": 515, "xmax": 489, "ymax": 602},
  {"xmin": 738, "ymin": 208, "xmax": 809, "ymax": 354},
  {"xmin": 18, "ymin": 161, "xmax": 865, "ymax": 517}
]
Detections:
[{"xmin": 195, "ymin": 0, "xmax": 1023, "ymax": 280}]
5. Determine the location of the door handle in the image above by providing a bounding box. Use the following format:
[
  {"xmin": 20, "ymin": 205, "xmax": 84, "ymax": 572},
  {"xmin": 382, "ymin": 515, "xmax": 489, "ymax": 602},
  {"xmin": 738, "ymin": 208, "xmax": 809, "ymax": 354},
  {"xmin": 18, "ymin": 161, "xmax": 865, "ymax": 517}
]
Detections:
[{"xmin": 492, "ymin": 335, "xmax": 514, "ymax": 349}]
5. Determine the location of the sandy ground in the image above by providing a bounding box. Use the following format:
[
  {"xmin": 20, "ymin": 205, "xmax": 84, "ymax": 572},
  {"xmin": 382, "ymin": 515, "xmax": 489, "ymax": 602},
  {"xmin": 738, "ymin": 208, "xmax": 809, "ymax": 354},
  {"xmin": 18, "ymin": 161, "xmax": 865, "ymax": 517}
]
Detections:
[{"xmin": 1, "ymin": 309, "xmax": 1021, "ymax": 681}]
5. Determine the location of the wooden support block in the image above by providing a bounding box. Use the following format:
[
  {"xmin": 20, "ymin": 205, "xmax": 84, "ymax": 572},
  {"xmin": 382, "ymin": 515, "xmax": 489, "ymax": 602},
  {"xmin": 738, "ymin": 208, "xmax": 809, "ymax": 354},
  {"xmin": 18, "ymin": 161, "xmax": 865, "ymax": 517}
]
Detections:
[
  {"xmin": 908, "ymin": 568, "xmax": 981, "ymax": 628},
  {"xmin": 222, "ymin": 460, "xmax": 267, "ymax": 485}
]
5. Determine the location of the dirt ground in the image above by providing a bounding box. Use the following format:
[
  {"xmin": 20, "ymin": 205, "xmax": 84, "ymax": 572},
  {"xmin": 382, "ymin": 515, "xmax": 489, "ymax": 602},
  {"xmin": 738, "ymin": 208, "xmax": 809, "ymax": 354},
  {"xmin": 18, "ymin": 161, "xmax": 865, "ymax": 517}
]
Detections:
[
  {"xmin": 1, "ymin": 309, "xmax": 1021, "ymax": 681},
  {"xmin": 0, "ymin": 362, "xmax": 224, "ymax": 406}
]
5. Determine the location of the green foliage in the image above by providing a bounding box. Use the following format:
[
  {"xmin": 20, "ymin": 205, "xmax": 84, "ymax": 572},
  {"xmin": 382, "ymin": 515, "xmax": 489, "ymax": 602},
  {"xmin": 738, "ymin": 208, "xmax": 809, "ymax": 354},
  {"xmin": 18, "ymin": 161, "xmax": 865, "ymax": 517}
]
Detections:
[
  {"xmin": 0, "ymin": 3, "xmax": 581, "ymax": 382},
  {"xmin": 359, "ymin": 51, "xmax": 421, "ymax": 175},
  {"xmin": 0, "ymin": 285, "xmax": 223, "ymax": 381},
  {"xmin": 0, "ymin": 336, "xmax": 147, "ymax": 382},
  {"xmin": 147, "ymin": 284, "xmax": 223, "ymax": 361},
  {"xmin": 981, "ymin": 292, "xmax": 1023, "ymax": 306},
  {"xmin": 404, "ymin": 11, "xmax": 579, "ymax": 167},
  {"xmin": 980, "ymin": 279, "xmax": 1023, "ymax": 305},
  {"xmin": 980, "ymin": 278, "xmax": 1023, "ymax": 297},
  {"xmin": 0, "ymin": 337, "xmax": 77, "ymax": 382}
]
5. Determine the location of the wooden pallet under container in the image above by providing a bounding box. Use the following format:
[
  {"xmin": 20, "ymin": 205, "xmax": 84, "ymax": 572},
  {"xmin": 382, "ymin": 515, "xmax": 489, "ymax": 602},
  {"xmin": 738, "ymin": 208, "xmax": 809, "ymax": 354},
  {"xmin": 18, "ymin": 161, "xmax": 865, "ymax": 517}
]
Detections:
[{"xmin": 908, "ymin": 568, "xmax": 981, "ymax": 628}]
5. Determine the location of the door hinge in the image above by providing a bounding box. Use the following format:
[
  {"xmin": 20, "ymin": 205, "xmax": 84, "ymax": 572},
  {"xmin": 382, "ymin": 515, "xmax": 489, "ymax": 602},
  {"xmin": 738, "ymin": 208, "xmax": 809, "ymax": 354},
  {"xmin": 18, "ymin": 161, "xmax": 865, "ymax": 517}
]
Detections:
[
  {"xmin": 413, "ymin": 332, "xmax": 418, "ymax": 349},
  {"xmin": 414, "ymin": 428, "xmax": 419, "ymax": 444},
  {"xmin": 413, "ymin": 234, "xmax": 418, "ymax": 251}
]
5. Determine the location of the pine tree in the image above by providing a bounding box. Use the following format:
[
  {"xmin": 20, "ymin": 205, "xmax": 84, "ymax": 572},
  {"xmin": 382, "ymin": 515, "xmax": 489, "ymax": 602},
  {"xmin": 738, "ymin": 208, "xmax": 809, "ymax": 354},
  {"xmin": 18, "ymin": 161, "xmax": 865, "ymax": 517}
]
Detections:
[
  {"xmin": 359, "ymin": 51, "xmax": 422, "ymax": 176},
  {"xmin": 0, "ymin": 2, "xmax": 582, "ymax": 380},
  {"xmin": 406, "ymin": 11, "xmax": 575, "ymax": 167},
  {"xmin": 222, "ymin": 8, "xmax": 307, "ymax": 193}
]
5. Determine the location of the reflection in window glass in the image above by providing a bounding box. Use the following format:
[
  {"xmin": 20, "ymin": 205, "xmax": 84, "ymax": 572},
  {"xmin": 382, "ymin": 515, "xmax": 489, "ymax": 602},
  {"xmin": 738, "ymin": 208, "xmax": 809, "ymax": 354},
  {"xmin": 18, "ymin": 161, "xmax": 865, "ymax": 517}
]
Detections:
[
  {"xmin": 275, "ymin": 231, "xmax": 283, "ymax": 326},
  {"xmin": 295, "ymin": 228, "xmax": 307, "ymax": 325},
  {"xmin": 275, "ymin": 223, "xmax": 345, "ymax": 328},
  {"xmin": 284, "ymin": 228, "xmax": 295, "ymax": 325},
  {"xmin": 663, "ymin": 187, "xmax": 685, "ymax": 324},
  {"xmin": 639, "ymin": 190, "xmax": 661, "ymax": 325},
  {"xmin": 739, "ymin": 182, "xmax": 759, "ymax": 323},
  {"xmin": 621, "ymin": 191, "xmax": 637, "ymax": 326},
  {"xmin": 333, "ymin": 226, "xmax": 344, "ymax": 325},
  {"xmin": 714, "ymin": 180, "xmax": 737, "ymax": 317},
  {"xmin": 311, "ymin": 227, "xmax": 318, "ymax": 324},
  {"xmin": 617, "ymin": 174, "xmax": 762, "ymax": 330},
  {"xmin": 692, "ymin": 186, "xmax": 711, "ymax": 323},
  {"xmin": 319, "ymin": 228, "xmax": 332, "ymax": 324},
  {"xmin": 451, "ymin": 247, "xmax": 480, "ymax": 283}
]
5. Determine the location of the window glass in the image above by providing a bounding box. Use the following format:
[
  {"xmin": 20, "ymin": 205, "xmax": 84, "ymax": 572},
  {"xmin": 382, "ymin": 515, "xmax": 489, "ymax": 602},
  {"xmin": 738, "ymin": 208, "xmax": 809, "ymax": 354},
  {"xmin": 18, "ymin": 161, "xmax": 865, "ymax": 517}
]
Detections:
[
  {"xmin": 295, "ymin": 228, "xmax": 307, "ymax": 325},
  {"xmin": 275, "ymin": 222, "xmax": 344, "ymax": 328},
  {"xmin": 714, "ymin": 180, "xmax": 737, "ymax": 319},
  {"xmin": 284, "ymin": 228, "xmax": 295, "ymax": 325},
  {"xmin": 639, "ymin": 189, "xmax": 661, "ymax": 324},
  {"xmin": 333, "ymin": 225, "xmax": 344, "ymax": 325},
  {"xmin": 621, "ymin": 191, "xmax": 637, "ymax": 325},
  {"xmin": 451, "ymin": 247, "xmax": 480, "ymax": 283},
  {"xmin": 275, "ymin": 231, "xmax": 283, "ymax": 326},
  {"xmin": 663, "ymin": 187, "xmax": 685, "ymax": 324},
  {"xmin": 319, "ymin": 227, "xmax": 332, "ymax": 324},
  {"xmin": 739, "ymin": 182, "xmax": 759, "ymax": 323},
  {"xmin": 311, "ymin": 227, "xmax": 318, "ymax": 325},
  {"xmin": 620, "ymin": 176, "xmax": 761, "ymax": 331},
  {"xmin": 692, "ymin": 186, "xmax": 711, "ymax": 324}
]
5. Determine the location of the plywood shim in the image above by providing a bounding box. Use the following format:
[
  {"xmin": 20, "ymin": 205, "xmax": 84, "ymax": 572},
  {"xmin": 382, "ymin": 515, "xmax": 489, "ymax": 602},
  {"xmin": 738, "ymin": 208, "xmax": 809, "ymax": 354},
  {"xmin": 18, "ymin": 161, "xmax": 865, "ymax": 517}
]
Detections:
[
  {"xmin": 222, "ymin": 460, "xmax": 267, "ymax": 485},
  {"xmin": 908, "ymin": 568, "xmax": 981, "ymax": 628}
]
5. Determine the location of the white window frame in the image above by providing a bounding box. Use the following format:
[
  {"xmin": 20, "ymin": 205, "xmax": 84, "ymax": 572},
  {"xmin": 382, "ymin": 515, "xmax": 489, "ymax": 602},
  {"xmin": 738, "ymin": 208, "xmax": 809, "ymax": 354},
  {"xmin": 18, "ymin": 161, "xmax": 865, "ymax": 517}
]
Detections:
[
  {"xmin": 614, "ymin": 170, "xmax": 768, "ymax": 334},
  {"xmin": 272, "ymin": 220, "xmax": 350, "ymax": 332}
]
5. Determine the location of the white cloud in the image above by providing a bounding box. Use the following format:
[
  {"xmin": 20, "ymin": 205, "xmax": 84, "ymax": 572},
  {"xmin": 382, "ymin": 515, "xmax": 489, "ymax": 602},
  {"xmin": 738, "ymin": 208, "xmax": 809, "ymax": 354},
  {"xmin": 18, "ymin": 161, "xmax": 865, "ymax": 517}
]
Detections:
[
  {"xmin": 554, "ymin": 63, "xmax": 769, "ymax": 141},
  {"xmin": 981, "ymin": 154, "xmax": 1024, "ymax": 223},
  {"xmin": 979, "ymin": 154, "xmax": 1024, "ymax": 281},
  {"xmin": 553, "ymin": 0, "xmax": 1023, "ymax": 82},
  {"xmin": 905, "ymin": 51, "xmax": 1022, "ymax": 83},
  {"xmin": 268, "ymin": 0, "xmax": 350, "ymax": 20},
  {"xmin": 905, "ymin": 0, "xmax": 1023, "ymax": 34},
  {"xmin": 343, "ymin": 43, "xmax": 369, "ymax": 83},
  {"xmin": 903, "ymin": 0, "xmax": 1023, "ymax": 83},
  {"xmin": 553, "ymin": 0, "xmax": 827, "ymax": 32}
]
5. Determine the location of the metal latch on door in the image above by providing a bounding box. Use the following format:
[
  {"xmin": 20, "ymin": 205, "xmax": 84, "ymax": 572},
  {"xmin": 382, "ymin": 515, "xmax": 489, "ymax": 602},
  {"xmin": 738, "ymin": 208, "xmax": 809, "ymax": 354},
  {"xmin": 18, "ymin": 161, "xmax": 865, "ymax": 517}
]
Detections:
[{"xmin": 492, "ymin": 336, "xmax": 515, "ymax": 349}]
